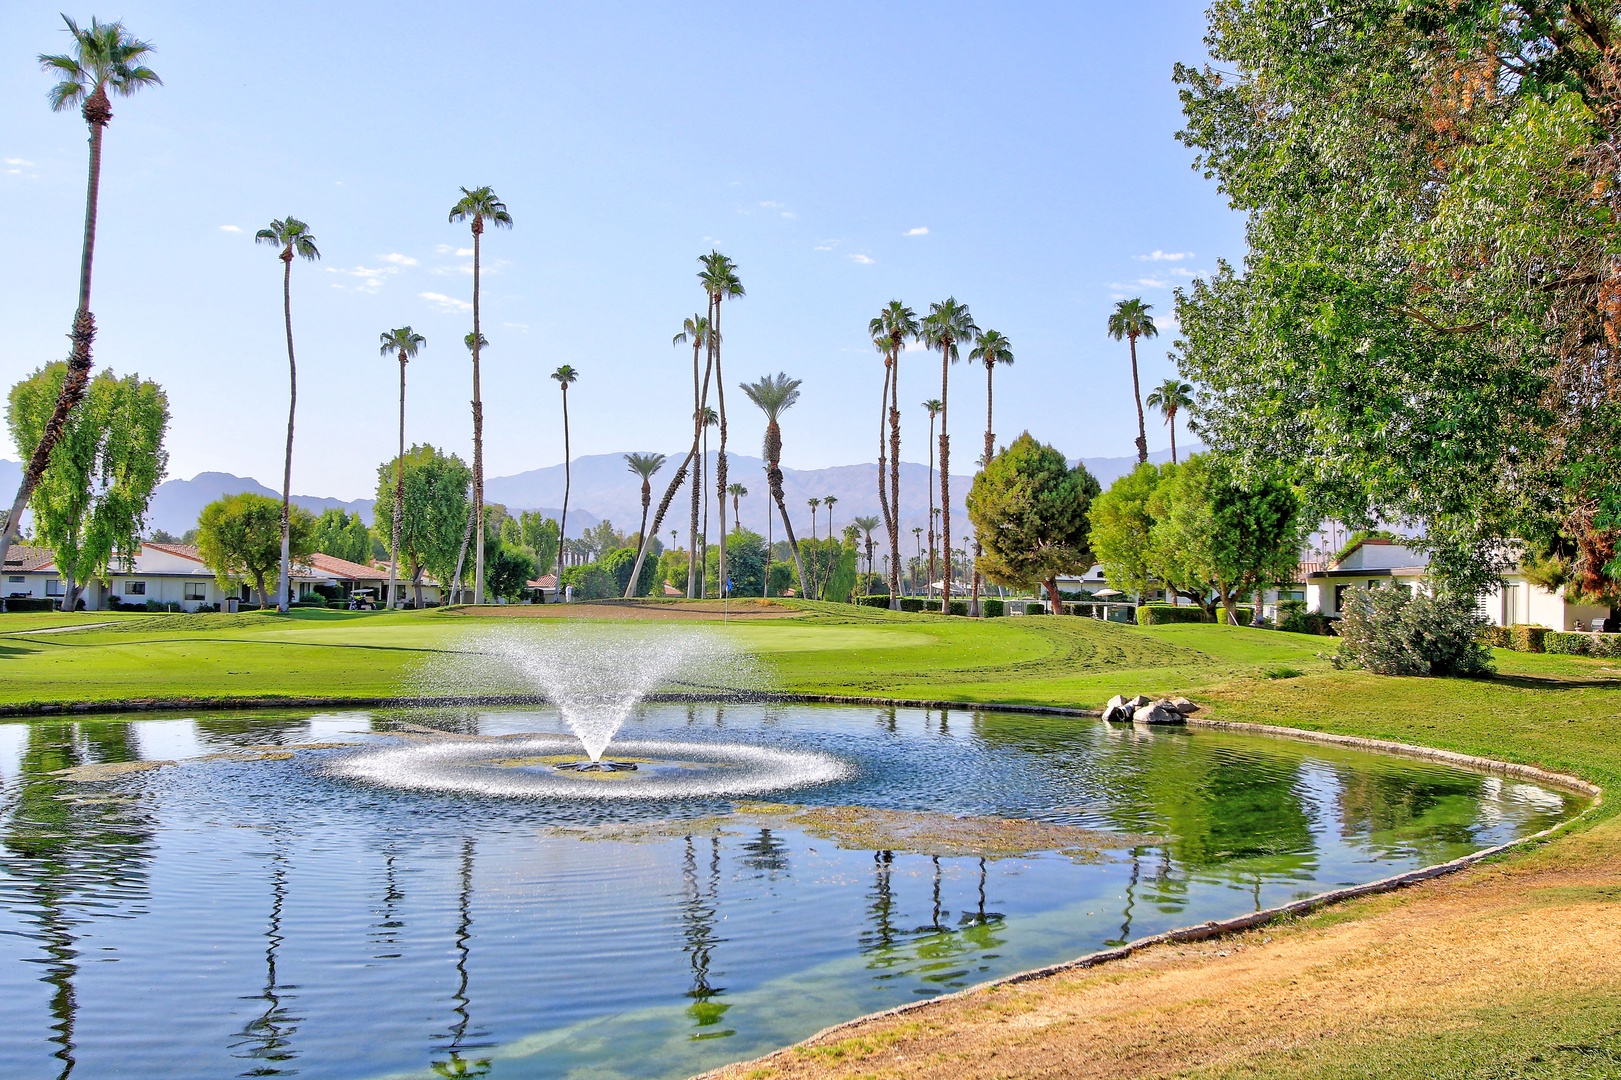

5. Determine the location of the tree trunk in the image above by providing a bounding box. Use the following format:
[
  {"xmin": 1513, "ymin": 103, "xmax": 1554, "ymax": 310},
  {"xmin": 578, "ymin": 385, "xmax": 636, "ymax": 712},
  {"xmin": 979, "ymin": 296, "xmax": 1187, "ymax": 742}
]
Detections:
[
  {"xmin": 451, "ymin": 491, "xmax": 474, "ymax": 604},
  {"xmin": 975, "ymin": 362, "xmax": 995, "ymax": 617},
  {"xmin": 413, "ymin": 564, "xmax": 424, "ymax": 609},
  {"xmin": 1252, "ymin": 587, "xmax": 1266, "ymax": 627},
  {"xmin": 939, "ymin": 344, "xmax": 952, "ymax": 611},
  {"xmin": 877, "ymin": 355, "xmax": 894, "ymax": 586},
  {"xmin": 888, "ymin": 350, "xmax": 902, "ymax": 603},
  {"xmin": 634, "ymin": 481, "xmax": 651, "ymax": 598},
  {"xmin": 625, "ymin": 449, "xmax": 693, "ymax": 599},
  {"xmin": 1169, "ymin": 408, "xmax": 1178, "ymax": 464},
  {"xmin": 1045, "ymin": 577, "xmax": 1063, "ymax": 609},
  {"xmin": 713, "ymin": 294, "xmax": 729, "ymax": 601},
  {"xmin": 277, "ymin": 249, "xmax": 296, "ymax": 614},
  {"xmin": 558, "ymin": 385, "xmax": 571, "ymax": 589},
  {"xmin": 471, "ymin": 226, "xmax": 485, "ymax": 605},
  {"xmin": 687, "ymin": 339, "xmax": 710, "ymax": 599},
  {"xmin": 926, "ymin": 415, "xmax": 936, "ymax": 601},
  {"xmin": 2, "ymin": 98, "xmax": 109, "ymax": 575},
  {"xmin": 1130, "ymin": 333, "xmax": 1147, "ymax": 464},
  {"xmin": 389, "ymin": 353, "xmax": 406, "ymax": 610},
  {"xmin": 764, "ymin": 422, "xmax": 809, "ymax": 598}
]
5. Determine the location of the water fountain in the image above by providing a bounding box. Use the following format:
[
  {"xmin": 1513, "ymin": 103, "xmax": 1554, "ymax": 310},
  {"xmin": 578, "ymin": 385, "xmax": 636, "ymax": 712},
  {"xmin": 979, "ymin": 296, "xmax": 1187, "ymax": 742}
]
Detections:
[{"xmin": 328, "ymin": 623, "xmax": 850, "ymax": 798}]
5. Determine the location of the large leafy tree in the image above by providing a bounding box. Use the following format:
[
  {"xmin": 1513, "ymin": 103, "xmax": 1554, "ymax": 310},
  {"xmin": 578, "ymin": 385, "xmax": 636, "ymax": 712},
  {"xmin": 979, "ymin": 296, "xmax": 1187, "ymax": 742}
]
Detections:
[
  {"xmin": 378, "ymin": 326, "xmax": 425, "ymax": 608},
  {"xmin": 698, "ymin": 252, "xmax": 745, "ymax": 604},
  {"xmin": 254, "ymin": 217, "xmax": 320, "ymax": 613},
  {"xmin": 968, "ymin": 432, "xmax": 1099, "ymax": 607},
  {"xmin": 919, "ymin": 299, "xmax": 978, "ymax": 607},
  {"xmin": 309, "ymin": 509, "xmax": 371, "ymax": 566},
  {"xmin": 447, "ymin": 185, "xmax": 512, "ymax": 605},
  {"xmin": 2, "ymin": 18, "xmax": 161, "ymax": 575},
  {"xmin": 7, "ymin": 363, "xmax": 168, "ymax": 609},
  {"xmin": 372, "ymin": 444, "xmax": 471, "ymax": 608},
  {"xmin": 1107, "ymin": 298, "xmax": 1157, "ymax": 464},
  {"xmin": 1173, "ymin": 0, "xmax": 1621, "ymax": 597},
  {"xmin": 197, "ymin": 493, "xmax": 315, "ymax": 608},
  {"xmin": 869, "ymin": 300, "xmax": 918, "ymax": 601},
  {"xmin": 1088, "ymin": 461, "xmax": 1168, "ymax": 601},
  {"xmin": 520, "ymin": 512, "xmax": 559, "ymax": 577},
  {"xmin": 740, "ymin": 373, "xmax": 809, "ymax": 598}
]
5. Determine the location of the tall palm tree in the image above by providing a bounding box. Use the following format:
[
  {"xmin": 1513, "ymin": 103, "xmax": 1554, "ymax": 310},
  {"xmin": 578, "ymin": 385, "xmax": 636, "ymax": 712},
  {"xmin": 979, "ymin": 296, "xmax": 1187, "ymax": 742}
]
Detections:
[
  {"xmin": 6, "ymin": 21, "xmax": 159, "ymax": 571},
  {"xmin": 552, "ymin": 365, "xmax": 578, "ymax": 576},
  {"xmin": 919, "ymin": 299, "xmax": 978, "ymax": 612},
  {"xmin": 727, "ymin": 483, "xmax": 748, "ymax": 531},
  {"xmin": 1107, "ymin": 298, "xmax": 1158, "ymax": 464},
  {"xmin": 741, "ymin": 373, "xmax": 808, "ymax": 599},
  {"xmin": 624, "ymin": 318, "xmax": 710, "ymax": 599},
  {"xmin": 624, "ymin": 452, "xmax": 666, "ymax": 594},
  {"xmin": 969, "ymin": 329, "xmax": 1014, "ymax": 614},
  {"xmin": 379, "ymin": 326, "xmax": 426, "ymax": 610},
  {"xmin": 698, "ymin": 252, "xmax": 745, "ymax": 605},
  {"xmin": 806, "ymin": 497, "xmax": 821, "ymax": 599},
  {"xmin": 853, "ymin": 515, "xmax": 880, "ymax": 583},
  {"xmin": 921, "ymin": 399, "xmax": 942, "ymax": 599},
  {"xmin": 448, "ymin": 185, "xmax": 512, "ymax": 604},
  {"xmin": 3, "ymin": 18, "xmax": 161, "ymax": 571},
  {"xmin": 254, "ymin": 218, "xmax": 320, "ymax": 613},
  {"xmin": 1145, "ymin": 377, "xmax": 1195, "ymax": 463},
  {"xmin": 869, "ymin": 300, "xmax": 918, "ymax": 603},
  {"xmin": 697, "ymin": 406, "xmax": 718, "ymax": 596},
  {"xmin": 912, "ymin": 526, "xmax": 924, "ymax": 595}
]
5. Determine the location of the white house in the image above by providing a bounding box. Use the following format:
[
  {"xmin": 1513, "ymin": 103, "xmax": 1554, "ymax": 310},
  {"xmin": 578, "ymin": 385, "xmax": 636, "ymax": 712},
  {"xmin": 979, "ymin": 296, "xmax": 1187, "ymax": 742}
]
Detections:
[{"xmin": 1306, "ymin": 537, "xmax": 1612, "ymax": 631}]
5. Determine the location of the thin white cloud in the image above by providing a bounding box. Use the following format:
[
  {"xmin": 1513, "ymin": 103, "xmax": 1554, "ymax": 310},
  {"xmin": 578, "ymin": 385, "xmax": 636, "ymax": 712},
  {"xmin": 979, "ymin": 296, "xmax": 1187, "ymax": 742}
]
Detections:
[
  {"xmin": 903, "ymin": 226, "xmax": 929, "ymax": 236},
  {"xmin": 1136, "ymin": 250, "xmax": 1193, "ymax": 262},
  {"xmin": 759, "ymin": 200, "xmax": 784, "ymax": 209},
  {"xmin": 218, "ymin": 225, "xmax": 242, "ymax": 233},
  {"xmin": 849, "ymin": 253, "xmax": 875, "ymax": 265},
  {"xmin": 780, "ymin": 211, "xmax": 796, "ymax": 219},
  {"xmin": 420, "ymin": 291, "xmax": 472, "ymax": 313},
  {"xmin": 455, "ymin": 247, "xmax": 473, "ymax": 257},
  {"xmin": 814, "ymin": 240, "xmax": 838, "ymax": 251},
  {"xmin": 380, "ymin": 252, "xmax": 418, "ymax": 266},
  {"xmin": 3, "ymin": 157, "xmax": 33, "ymax": 166}
]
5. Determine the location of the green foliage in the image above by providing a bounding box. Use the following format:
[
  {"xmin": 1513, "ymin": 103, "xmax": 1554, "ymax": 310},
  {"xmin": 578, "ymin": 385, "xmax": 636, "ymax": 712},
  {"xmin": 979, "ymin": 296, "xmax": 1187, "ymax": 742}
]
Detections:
[
  {"xmin": 855, "ymin": 595, "xmax": 891, "ymax": 609},
  {"xmin": 196, "ymin": 493, "xmax": 315, "ymax": 607},
  {"xmin": 898, "ymin": 596, "xmax": 924, "ymax": 613},
  {"xmin": 983, "ymin": 598, "xmax": 1005, "ymax": 617},
  {"xmin": 948, "ymin": 599, "xmax": 968, "ymax": 616},
  {"xmin": 703, "ymin": 527, "xmax": 767, "ymax": 596},
  {"xmin": 1137, "ymin": 604, "xmax": 1211, "ymax": 626},
  {"xmin": 519, "ymin": 512, "xmax": 559, "ymax": 576},
  {"xmin": 1277, "ymin": 601, "xmax": 1333, "ymax": 636},
  {"xmin": 1542, "ymin": 631, "xmax": 1621, "ymax": 658},
  {"xmin": 310, "ymin": 509, "xmax": 371, "ymax": 565},
  {"xmin": 1333, "ymin": 530, "xmax": 1405, "ymax": 566},
  {"xmin": 601, "ymin": 546, "xmax": 659, "ymax": 597},
  {"xmin": 373, "ymin": 445, "xmax": 471, "ymax": 597},
  {"xmin": 1513, "ymin": 625, "xmax": 1549, "ymax": 654},
  {"xmin": 655, "ymin": 548, "xmax": 687, "ymax": 595},
  {"xmin": 1335, "ymin": 586, "xmax": 1494, "ymax": 678},
  {"xmin": 560, "ymin": 562, "xmax": 616, "ymax": 600},
  {"xmin": 968, "ymin": 432, "xmax": 1101, "ymax": 598},
  {"xmin": 481, "ymin": 537, "xmax": 535, "ymax": 602},
  {"xmin": 766, "ymin": 560, "xmax": 796, "ymax": 597},
  {"xmin": 1088, "ymin": 462, "xmax": 1164, "ymax": 598},
  {"xmin": 1216, "ymin": 606, "xmax": 1256, "ymax": 626},
  {"xmin": 7, "ymin": 362, "xmax": 169, "ymax": 601}
]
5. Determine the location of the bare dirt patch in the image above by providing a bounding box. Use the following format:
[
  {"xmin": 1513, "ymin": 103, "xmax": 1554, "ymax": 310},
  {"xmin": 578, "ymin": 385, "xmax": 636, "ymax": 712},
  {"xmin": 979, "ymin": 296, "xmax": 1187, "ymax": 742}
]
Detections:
[{"xmin": 701, "ymin": 818, "xmax": 1621, "ymax": 1080}]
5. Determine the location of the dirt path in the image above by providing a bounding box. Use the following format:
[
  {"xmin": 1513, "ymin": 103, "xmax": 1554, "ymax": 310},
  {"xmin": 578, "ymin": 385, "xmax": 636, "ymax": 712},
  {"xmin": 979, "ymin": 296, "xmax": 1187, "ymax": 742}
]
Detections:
[{"xmin": 702, "ymin": 817, "xmax": 1621, "ymax": 1079}]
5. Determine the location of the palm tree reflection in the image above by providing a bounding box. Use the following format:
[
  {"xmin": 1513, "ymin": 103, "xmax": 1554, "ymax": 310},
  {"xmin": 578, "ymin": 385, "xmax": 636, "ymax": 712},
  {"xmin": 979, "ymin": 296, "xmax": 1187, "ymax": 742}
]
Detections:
[
  {"xmin": 230, "ymin": 848, "xmax": 302, "ymax": 1075},
  {"xmin": 432, "ymin": 838, "xmax": 490, "ymax": 1078},
  {"xmin": 681, "ymin": 835, "xmax": 732, "ymax": 1039}
]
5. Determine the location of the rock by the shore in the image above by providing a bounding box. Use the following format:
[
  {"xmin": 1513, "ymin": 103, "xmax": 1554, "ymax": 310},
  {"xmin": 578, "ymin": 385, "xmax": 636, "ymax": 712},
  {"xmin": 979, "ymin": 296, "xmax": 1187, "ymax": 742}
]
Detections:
[
  {"xmin": 1133, "ymin": 703, "xmax": 1185, "ymax": 725},
  {"xmin": 1167, "ymin": 697, "xmax": 1200, "ymax": 715},
  {"xmin": 1104, "ymin": 694, "xmax": 1197, "ymax": 723}
]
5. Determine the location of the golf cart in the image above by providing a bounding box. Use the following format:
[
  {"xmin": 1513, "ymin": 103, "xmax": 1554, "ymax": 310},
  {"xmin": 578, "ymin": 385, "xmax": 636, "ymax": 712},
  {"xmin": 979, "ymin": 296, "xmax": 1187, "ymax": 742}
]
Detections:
[{"xmin": 347, "ymin": 589, "xmax": 378, "ymax": 611}]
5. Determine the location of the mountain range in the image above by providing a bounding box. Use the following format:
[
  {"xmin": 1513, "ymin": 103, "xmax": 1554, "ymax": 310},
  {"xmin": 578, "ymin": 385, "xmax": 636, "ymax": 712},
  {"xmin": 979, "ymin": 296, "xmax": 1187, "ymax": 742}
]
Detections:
[{"xmin": 0, "ymin": 446, "xmax": 1189, "ymax": 543}]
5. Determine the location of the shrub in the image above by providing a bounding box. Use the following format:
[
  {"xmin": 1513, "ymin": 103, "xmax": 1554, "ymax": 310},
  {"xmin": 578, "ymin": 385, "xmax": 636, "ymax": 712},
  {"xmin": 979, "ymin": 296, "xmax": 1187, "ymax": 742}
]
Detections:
[
  {"xmin": 983, "ymin": 598, "xmax": 1005, "ymax": 617},
  {"xmin": 1334, "ymin": 586, "xmax": 1494, "ymax": 676},
  {"xmin": 1511, "ymin": 625, "xmax": 1549, "ymax": 653},
  {"xmin": 1477, "ymin": 625, "xmax": 1512, "ymax": 649},
  {"xmin": 1024, "ymin": 601, "xmax": 1045, "ymax": 615},
  {"xmin": 1545, "ymin": 632, "xmax": 1591, "ymax": 656},
  {"xmin": 1216, "ymin": 605, "xmax": 1256, "ymax": 626},
  {"xmin": 1280, "ymin": 610, "xmax": 1334, "ymax": 635},
  {"xmin": 949, "ymin": 600, "xmax": 968, "ymax": 616},
  {"xmin": 922, "ymin": 599, "xmax": 942, "ymax": 612},
  {"xmin": 855, "ymin": 595, "xmax": 890, "ymax": 608},
  {"xmin": 1137, "ymin": 604, "xmax": 1210, "ymax": 625},
  {"xmin": 898, "ymin": 597, "xmax": 924, "ymax": 613},
  {"xmin": 2, "ymin": 597, "xmax": 57, "ymax": 613},
  {"xmin": 560, "ymin": 563, "xmax": 616, "ymax": 600},
  {"xmin": 1593, "ymin": 633, "xmax": 1621, "ymax": 658}
]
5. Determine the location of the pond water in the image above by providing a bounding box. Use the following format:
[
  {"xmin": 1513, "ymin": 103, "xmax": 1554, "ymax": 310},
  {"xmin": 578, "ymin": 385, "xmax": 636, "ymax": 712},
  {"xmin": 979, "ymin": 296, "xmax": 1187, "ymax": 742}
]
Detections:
[{"xmin": 0, "ymin": 703, "xmax": 1584, "ymax": 1079}]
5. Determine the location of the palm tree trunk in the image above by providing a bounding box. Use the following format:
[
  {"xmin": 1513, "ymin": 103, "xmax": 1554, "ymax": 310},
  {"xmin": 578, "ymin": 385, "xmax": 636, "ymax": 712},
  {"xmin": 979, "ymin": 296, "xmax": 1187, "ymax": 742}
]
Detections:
[
  {"xmin": 635, "ymin": 480, "xmax": 651, "ymax": 597},
  {"xmin": 876, "ymin": 356, "xmax": 894, "ymax": 589},
  {"xmin": 471, "ymin": 227, "xmax": 486, "ymax": 605},
  {"xmin": 974, "ymin": 363, "xmax": 995, "ymax": 617},
  {"xmin": 888, "ymin": 355, "xmax": 902, "ymax": 603},
  {"xmin": 700, "ymin": 421, "xmax": 710, "ymax": 597},
  {"xmin": 2, "ymin": 96, "xmax": 109, "ymax": 573},
  {"xmin": 939, "ymin": 345, "xmax": 952, "ymax": 611},
  {"xmin": 389, "ymin": 354, "xmax": 405, "ymax": 610},
  {"xmin": 713, "ymin": 295, "xmax": 729, "ymax": 601},
  {"xmin": 687, "ymin": 340, "xmax": 710, "ymax": 599},
  {"xmin": 559, "ymin": 386, "xmax": 571, "ymax": 590},
  {"xmin": 765, "ymin": 422, "xmax": 809, "ymax": 598},
  {"xmin": 1170, "ymin": 408, "xmax": 1178, "ymax": 464},
  {"xmin": 277, "ymin": 251, "xmax": 296, "ymax": 614},
  {"xmin": 624, "ymin": 448, "xmax": 693, "ymax": 599},
  {"xmin": 1129, "ymin": 333, "xmax": 1147, "ymax": 464},
  {"xmin": 926, "ymin": 415, "xmax": 936, "ymax": 601}
]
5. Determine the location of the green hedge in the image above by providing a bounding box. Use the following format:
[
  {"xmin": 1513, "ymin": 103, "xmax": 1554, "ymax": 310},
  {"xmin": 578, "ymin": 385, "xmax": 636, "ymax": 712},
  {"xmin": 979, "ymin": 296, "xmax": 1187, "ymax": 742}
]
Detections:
[
  {"xmin": 1216, "ymin": 606, "xmax": 1256, "ymax": 625},
  {"xmin": 949, "ymin": 600, "xmax": 968, "ymax": 616},
  {"xmin": 898, "ymin": 597, "xmax": 924, "ymax": 613},
  {"xmin": 1512, "ymin": 625, "xmax": 1549, "ymax": 653},
  {"xmin": 1480, "ymin": 625, "xmax": 1552, "ymax": 653},
  {"xmin": 1024, "ymin": 601, "xmax": 1045, "ymax": 615},
  {"xmin": 2, "ymin": 597, "xmax": 57, "ymax": 613},
  {"xmin": 1546, "ymin": 631, "xmax": 1621, "ymax": 657},
  {"xmin": 1137, "ymin": 604, "xmax": 1210, "ymax": 625},
  {"xmin": 983, "ymin": 598, "xmax": 1005, "ymax": 618},
  {"xmin": 922, "ymin": 599, "xmax": 942, "ymax": 612},
  {"xmin": 1478, "ymin": 625, "xmax": 1511, "ymax": 649},
  {"xmin": 855, "ymin": 595, "xmax": 890, "ymax": 608}
]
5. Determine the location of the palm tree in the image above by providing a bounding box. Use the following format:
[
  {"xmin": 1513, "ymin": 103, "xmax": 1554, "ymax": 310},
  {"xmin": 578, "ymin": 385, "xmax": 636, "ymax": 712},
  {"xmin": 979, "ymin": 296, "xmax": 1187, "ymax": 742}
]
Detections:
[
  {"xmin": 697, "ymin": 406, "xmax": 719, "ymax": 596},
  {"xmin": 624, "ymin": 452, "xmax": 666, "ymax": 594},
  {"xmin": 869, "ymin": 300, "xmax": 918, "ymax": 603},
  {"xmin": 379, "ymin": 326, "xmax": 426, "ymax": 610},
  {"xmin": 919, "ymin": 299, "xmax": 978, "ymax": 612},
  {"xmin": 1108, "ymin": 298, "xmax": 1158, "ymax": 464},
  {"xmin": 448, "ymin": 186, "xmax": 512, "ymax": 604},
  {"xmin": 806, "ymin": 496, "xmax": 821, "ymax": 598},
  {"xmin": 853, "ymin": 515, "xmax": 881, "ymax": 584},
  {"xmin": 669, "ymin": 314, "xmax": 714, "ymax": 598},
  {"xmin": 2, "ymin": 19, "xmax": 161, "ymax": 571},
  {"xmin": 741, "ymin": 373, "xmax": 808, "ymax": 599},
  {"xmin": 1145, "ymin": 377, "xmax": 1195, "ymax": 463},
  {"xmin": 698, "ymin": 252, "xmax": 745, "ymax": 606},
  {"xmin": 254, "ymin": 218, "xmax": 320, "ymax": 613},
  {"xmin": 552, "ymin": 365, "xmax": 578, "ymax": 576},
  {"xmin": 921, "ymin": 399, "xmax": 942, "ymax": 598},
  {"xmin": 823, "ymin": 495, "xmax": 838, "ymax": 597},
  {"xmin": 912, "ymin": 526, "xmax": 924, "ymax": 595},
  {"xmin": 969, "ymin": 329, "xmax": 1013, "ymax": 614},
  {"xmin": 727, "ymin": 483, "xmax": 748, "ymax": 531}
]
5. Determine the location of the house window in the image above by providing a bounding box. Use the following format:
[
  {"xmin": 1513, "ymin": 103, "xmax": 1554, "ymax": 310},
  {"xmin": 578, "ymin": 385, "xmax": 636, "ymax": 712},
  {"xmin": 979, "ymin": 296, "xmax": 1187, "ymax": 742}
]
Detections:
[
  {"xmin": 184, "ymin": 582, "xmax": 207, "ymax": 601},
  {"xmin": 7, "ymin": 575, "xmax": 22, "ymax": 584},
  {"xmin": 125, "ymin": 581, "xmax": 147, "ymax": 596},
  {"xmin": 1334, "ymin": 584, "xmax": 1348, "ymax": 611},
  {"xmin": 45, "ymin": 578, "xmax": 64, "ymax": 596}
]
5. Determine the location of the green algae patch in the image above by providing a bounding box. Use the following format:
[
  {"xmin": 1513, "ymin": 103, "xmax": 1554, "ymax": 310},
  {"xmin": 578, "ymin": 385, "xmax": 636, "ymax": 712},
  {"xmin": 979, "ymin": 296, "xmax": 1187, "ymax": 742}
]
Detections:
[{"xmin": 51, "ymin": 759, "xmax": 175, "ymax": 782}]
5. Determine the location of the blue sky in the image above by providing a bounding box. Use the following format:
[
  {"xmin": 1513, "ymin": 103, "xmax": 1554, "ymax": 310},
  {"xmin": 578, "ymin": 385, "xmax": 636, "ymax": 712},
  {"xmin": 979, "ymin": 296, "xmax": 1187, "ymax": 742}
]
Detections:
[{"xmin": 0, "ymin": 1, "xmax": 1241, "ymax": 500}]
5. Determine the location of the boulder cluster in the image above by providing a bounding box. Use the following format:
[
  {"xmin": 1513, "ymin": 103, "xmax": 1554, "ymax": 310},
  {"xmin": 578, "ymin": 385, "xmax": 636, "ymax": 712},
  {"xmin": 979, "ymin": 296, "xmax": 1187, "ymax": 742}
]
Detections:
[{"xmin": 1102, "ymin": 694, "xmax": 1199, "ymax": 725}]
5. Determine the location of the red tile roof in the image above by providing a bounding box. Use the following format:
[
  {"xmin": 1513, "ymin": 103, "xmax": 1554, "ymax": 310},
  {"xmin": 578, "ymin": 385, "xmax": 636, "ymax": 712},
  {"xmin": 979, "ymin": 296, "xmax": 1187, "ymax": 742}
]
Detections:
[
  {"xmin": 1, "ymin": 545, "xmax": 55, "ymax": 572},
  {"xmin": 306, "ymin": 552, "xmax": 389, "ymax": 580},
  {"xmin": 140, "ymin": 542, "xmax": 206, "ymax": 563}
]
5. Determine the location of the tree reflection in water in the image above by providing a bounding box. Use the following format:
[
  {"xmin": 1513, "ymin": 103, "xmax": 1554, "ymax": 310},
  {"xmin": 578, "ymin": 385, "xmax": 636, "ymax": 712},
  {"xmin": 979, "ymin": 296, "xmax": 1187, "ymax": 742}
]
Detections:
[
  {"xmin": 432, "ymin": 837, "xmax": 490, "ymax": 1079},
  {"xmin": 681, "ymin": 834, "xmax": 732, "ymax": 1039},
  {"xmin": 229, "ymin": 847, "xmax": 302, "ymax": 1075},
  {"xmin": 861, "ymin": 851, "xmax": 1005, "ymax": 994}
]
